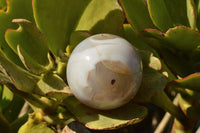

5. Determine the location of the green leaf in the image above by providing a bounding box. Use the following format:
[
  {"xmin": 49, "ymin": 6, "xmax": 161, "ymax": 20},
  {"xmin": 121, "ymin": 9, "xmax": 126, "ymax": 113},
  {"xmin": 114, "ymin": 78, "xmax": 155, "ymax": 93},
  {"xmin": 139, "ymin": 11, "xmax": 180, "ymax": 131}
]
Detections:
[
  {"xmin": 119, "ymin": 0, "xmax": 156, "ymax": 32},
  {"xmin": 0, "ymin": 114, "xmax": 11, "ymax": 133},
  {"xmin": 0, "ymin": 53, "xmax": 40, "ymax": 93},
  {"xmin": 36, "ymin": 72, "xmax": 72, "ymax": 101},
  {"xmin": 196, "ymin": 0, "xmax": 200, "ymax": 30},
  {"xmin": 64, "ymin": 96, "xmax": 147, "ymax": 130},
  {"xmin": 76, "ymin": 0, "xmax": 124, "ymax": 36},
  {"xmin": 139, "ymin": 50, "xmax": 161, "ymax": 71},
  {"xmin": 127, "ymin": 50, "xmax": 167, "ymax": 102},
  {"xmin": 5, "ymin": 19, "xmax": 52, "ymax": 74},
  {"xmin": 133, "ymin": 68, "xmax": 167, "ymax": 103},
  {"xmin": 0, "ymin": 85, "xmax": 13, "ymax": 112},
  {"xmin": 0, "ymin": 72, "xmax": 11, "ymax": 84},
  {"xmin": 165, "ymin": 26, "xmax": 200, "ymax": 51},
  {"xmin": 32, "ymin": 0, "xmax": 91, "ymax": 57},
  {"xmin": 11, "ymin": 109, "xmax": 33, "ymax": 133},
  {"xmin": 0, "ymin": 0, "xmax": 6, "ymax": 10},
  {"xmin": 187, "ymin": 0, "xmax": 197, "ymax": 29},
  {"xmin": 0, "ymin": 0, "xmax": 34, "ymax": 66},
  {"xmin": 123, "ymin": 24, "xmax": 156, "ymax": 52},
  {"xmin": 3, "ymin": 94, "xmax": 24, "ymax": 122},
  {"xmin": 163, "ymin": 0, "xmax": 189, "ymax": 27},
  {"xmin": 179, "ymin": 94, "xmax": 200, "ymax": 120},
  {"xmin": 169, "ymin": 72, "xmax": 200, "ymax": 91},
  {"xmin": 18, "ymin": 113, "xmax": 55, "ymax": 133},
  {"xmin": 147, "ymin": 0, "xmax": 173, "ymax": 32},
  {"xmin": 67, "ymin": 31, "xmax": 92, "ymax": 57},
  {"xmin": 147, "ymin": 0, "xmax": 189, "ymax": 32},
  {"xmin": 0, "ymin": 53, "xmax": 71, "ymax": 99},
  {"xmin": 141, "ymin": 28, "xmax": 198, "ymax": 76},
  {"xmin": 124, "ymin": 25, "xmax": 176, "ymax": 81}
]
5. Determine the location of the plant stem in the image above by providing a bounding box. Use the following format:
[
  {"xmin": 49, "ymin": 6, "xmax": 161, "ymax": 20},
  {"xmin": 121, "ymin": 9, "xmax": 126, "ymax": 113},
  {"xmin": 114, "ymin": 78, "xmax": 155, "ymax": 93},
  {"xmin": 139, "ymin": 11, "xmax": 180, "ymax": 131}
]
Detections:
[{"xmin": 150, "ymin": 91, "xmax": 190, "ymax": 128}]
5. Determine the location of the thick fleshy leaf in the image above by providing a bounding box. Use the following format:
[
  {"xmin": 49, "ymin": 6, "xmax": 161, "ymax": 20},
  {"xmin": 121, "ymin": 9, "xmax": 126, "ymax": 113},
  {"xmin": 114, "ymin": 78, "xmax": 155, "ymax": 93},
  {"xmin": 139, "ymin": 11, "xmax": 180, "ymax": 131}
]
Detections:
[
  {"xmin": 179, "ymin": 94, "xmax": 200, "ymax": 120},
  {"xmin": 36, "ymin": 72, "xmax": 72, "ymax": 101},
  {"xmin": 0, "ymin": 85, "xmax": 13, "ymax": 112},
  {"xmin": 123, "ymin": 24, "xmax": 156, "ymax": 52},
  {"xmin": 0, "ymin": 71, "xmax": 11, "ymax": 84},
  {"xmin": 147, "ymin": 0, "xmax": 189, "ymax": 32},
  {"xmin": 11, "ymin": 110, "xmax": 31, "ymax": 133},
  {"xmin": 139, "ymin": 50, "xmax": 161, "ymax": 71},
  {"xmin": 147, "ymin": 0, "xmax": 173, "ymax": 32},
  {"xmin": 163, "ymin": 0, "xmax": 189, "ymax": 27},
  {"xmin": 0, "ymin": 54, "xmax": 72, "ymax": 99},
  {"xmin": 124, "ymin": 25, "xmax": 176, "ymax": 81},
  {"xmin": 187, "ymin": 0, "xmax": 197, "ymax": 29},
  {"xmin": 0, "ymin": 53, "xmax": 40, "ymax": 93},
  {"xmin": 66, "ymin": 31, "xmax": 92, "ymax": 57},
  {"xmin": 196, "ymin": 0, "xmax": 200, "ymax": 30},
  {"xmin": 169, "ymin": 72, "xmax": 200, "ymax": 91},
  {"xmin": 76, "ymin": 0, "xmax": 124, "ymax": 36},
  {"xmin": 5, "ymin": 19, "xmax": 52, "ymax": 74},
  {"xmin": 32, "ymin": 0, "xmax": 91, "ymax": 57},
  {"xmin": 165, "ymin": 26, "xmax": 200, "ymax": 51},
  {"xmin": 0, "ymin": 0, "xmax": 6, "ymax": 10},
  {"xmin": 141, "ymin": 28, "xmax": 197, "ymax": 77},
  {"xmin": 3, "ymin": 94, "xmax": 24, "ymax": 122},
  {"xmin": 160, "ymin": 48, "xmax": 196, "ymax": 77},
  {"xmin": 19, "ymin": 113, "xmax": 55, "ymax": 133},
  {"xmin": 133, "ymin": 68, "xmax": 167, "ymax": 103},
  {"xmin": 64, "ymin": 96, "xmax": 147, "ymax": 130},
  {"xmin": 119, "ymin": 0, "xmax": 156, "ymax": 31},
  {"xmin": 0, "ymin": 0, "xmax": 34, "ymax": 66}
]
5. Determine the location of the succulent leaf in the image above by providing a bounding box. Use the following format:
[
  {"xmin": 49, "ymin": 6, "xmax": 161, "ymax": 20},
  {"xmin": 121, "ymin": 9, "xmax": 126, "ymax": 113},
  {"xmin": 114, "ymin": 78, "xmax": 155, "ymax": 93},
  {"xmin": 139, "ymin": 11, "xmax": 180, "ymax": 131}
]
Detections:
[
  {"xmin": 124, "ymin": 25, "xmax": 176, "ymax": 81},
  {"xmin": 36, "ymin": 72, "xmax": 72, "ymax": 101},
  {"xmin": 160, "ymin": 48, "xmax": 196, "ymax": 77},
  {"xmin": 133, "ymin": 68, "xmax": 167, "ymax": 103},
  {"xmin": 0, "ymin": 0, "xmax": 34, "ymax": 66},
  {"xmin": 123, "ymin": 24, "xmax": 157, "ymax": 52},
  {"xmin": 67, "ymin": 31, "xmax": 92, "ymax": 57},
  {"xmin": 3, "ymin": 94, "xmax": 24, "ymax": 122},
  {"xmin": 76, "ymin": 0, "xmax": 124, "ymax": 36},
  {"xmin": 64, "ymin": 96, "xmax": 147, "ymax": 130},
  {"xmin": 148, "ymin": 0, "xmax": 189, "ymax": 32},
  {"xmin": 119, "ymin": 0, "xmax": 156, "ymax": 32},
  {"xmin": 165, "ymin": 26, "xmax": 200, "ymax": 51},
  {"xmin": 187, "ymin": 0, "xmax": 197, "ymax": 30},
  {"xmin": 134, "ymin": 50, "xmax": 167, "ymax": 103},
  {"xmin": 0, "ymin": 85, "xmax": 13, "ymax": 113},
  {"xmin": 141, "ymin": 27, "xmax": 199, "ymax": 76},
  {"xmin": 11, "ymin": 110, "xmax": 30, "ymax": 133},
  {"xmin": 5, "ymin": 19, "xmax": 52, "ymax": 74},
  {"xmin": 179, "ymin": 94, "xmax": 200, "ymax": 120},
  {"xmin": 0, "ymin": 72, "xmax": 11, "ymax": 84},
  {"xmin": 0, "ymin": 0, "xmax": 6, "ymax": 10},
  {"xmin": 147, "ymin": 0, "xmax": 173, "ymax": 32},
  {"xmin": 139, "ymin": 51, "xmax": 161, "ymax": 71},
  {"xmin": 32, "ymin": 0, "xmax": 91, "ymax": 57},
  {"xmin": 0, "ymin": 53, "xmax": 40, "ymax": 93},
  {"xmin": 18, "ymin": 113, "xmax": 55, "ymax": 133},
  {"xmin": 196, "ymin": 0, "xmax": 200, "ymax": 30},
  {"xmin": 0, "ymin": 52, "xmax": 71, "ymax": 101},
  {"xmin": 169, "ymin": 72, "xmax": 200, "ymax": 91}
]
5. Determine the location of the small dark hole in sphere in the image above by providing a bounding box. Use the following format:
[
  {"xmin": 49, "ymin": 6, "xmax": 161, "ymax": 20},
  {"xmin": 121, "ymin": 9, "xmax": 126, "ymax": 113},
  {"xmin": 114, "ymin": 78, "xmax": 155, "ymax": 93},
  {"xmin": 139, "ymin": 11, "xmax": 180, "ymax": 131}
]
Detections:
[{"xmin": 111, "ymin": 79, "xmax": 116, "ymax": 85}]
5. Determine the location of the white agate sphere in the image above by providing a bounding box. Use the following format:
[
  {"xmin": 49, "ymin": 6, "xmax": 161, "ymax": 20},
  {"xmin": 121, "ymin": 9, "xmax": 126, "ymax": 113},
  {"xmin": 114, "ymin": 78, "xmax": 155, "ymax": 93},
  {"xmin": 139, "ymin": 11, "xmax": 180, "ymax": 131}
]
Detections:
[{"xmin": 67, "ymin": 34, "xmax": 142, "ymax": 110}]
